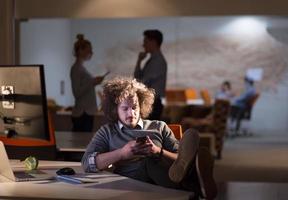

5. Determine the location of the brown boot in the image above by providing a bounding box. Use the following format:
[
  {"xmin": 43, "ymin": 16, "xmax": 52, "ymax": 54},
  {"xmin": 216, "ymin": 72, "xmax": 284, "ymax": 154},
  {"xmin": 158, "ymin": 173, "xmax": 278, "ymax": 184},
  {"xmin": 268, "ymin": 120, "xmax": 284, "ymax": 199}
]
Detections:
[
  {"xmin": 196, "ymin": 147, "xmax": 217, "ymax": 200},
  {"xmin": 169, "ymin": 129, "xmax": 199, "ymax": 183}
]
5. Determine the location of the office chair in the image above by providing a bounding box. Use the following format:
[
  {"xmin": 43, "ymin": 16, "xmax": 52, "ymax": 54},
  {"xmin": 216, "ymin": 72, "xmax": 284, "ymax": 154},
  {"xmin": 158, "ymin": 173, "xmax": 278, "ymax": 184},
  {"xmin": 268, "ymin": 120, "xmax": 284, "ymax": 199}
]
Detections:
[
  {"xmin": 229, "ymin": 93, "xmax": 259, "ymax": 137},
  {"xmin": 200, "ymin": 89, "xmax": 212, "ymax": 106},
  {"xmin": 185, "ymin": 88, "xmax": 198, "ymax": 100},
  {"xmin": 168, "ymin": 124, "xmax": 183, "ymax": 140}
]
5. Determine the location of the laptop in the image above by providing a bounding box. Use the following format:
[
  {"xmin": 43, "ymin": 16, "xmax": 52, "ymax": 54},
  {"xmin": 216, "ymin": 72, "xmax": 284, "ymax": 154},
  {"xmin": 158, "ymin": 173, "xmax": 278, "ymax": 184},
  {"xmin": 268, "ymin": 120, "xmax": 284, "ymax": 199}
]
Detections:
[{"xmin": 0, "ymin": 141, "xmax": 54, "ymax": 182}]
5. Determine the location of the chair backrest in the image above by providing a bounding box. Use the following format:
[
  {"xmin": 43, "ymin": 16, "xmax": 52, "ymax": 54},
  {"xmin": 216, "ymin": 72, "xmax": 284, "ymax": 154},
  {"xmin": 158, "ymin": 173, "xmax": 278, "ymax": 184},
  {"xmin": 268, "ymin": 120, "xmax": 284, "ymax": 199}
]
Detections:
[
  {"xmin": 168, "ymin": 124, "xmax": 183, "ymax": 140},
  {"xmin": 165, "ymin": 89, "xmax": 186, "ymax": 103},
  {"xmin": 212, "ymin": 99, "xmax": 230, "ymax": 153},
  {"xmin": 244, "ymin": 93, "xmax": 260, "ymax": 119},
  {"xmin": 213, "ymin": 99, "xmax": 231, "ymax": 127},
  {"xmin": 200, "ymin": 89, "xmax": 212, "ymax": 106},
  {"xmin": 185, "ymin": 88, "xmax": 198, "ymax": 100},
  {"xmin": 248, "ymin": 93, "xmax": 260, "ymax": 107}
]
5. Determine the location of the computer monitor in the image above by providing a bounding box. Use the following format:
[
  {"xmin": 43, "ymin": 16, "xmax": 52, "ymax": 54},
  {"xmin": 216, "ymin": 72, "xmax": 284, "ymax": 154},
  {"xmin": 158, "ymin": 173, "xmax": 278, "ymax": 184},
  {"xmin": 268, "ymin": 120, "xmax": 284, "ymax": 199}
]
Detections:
[{"xmin": 0, "ymin": 65, "xmax": 56, "ymax": 160}]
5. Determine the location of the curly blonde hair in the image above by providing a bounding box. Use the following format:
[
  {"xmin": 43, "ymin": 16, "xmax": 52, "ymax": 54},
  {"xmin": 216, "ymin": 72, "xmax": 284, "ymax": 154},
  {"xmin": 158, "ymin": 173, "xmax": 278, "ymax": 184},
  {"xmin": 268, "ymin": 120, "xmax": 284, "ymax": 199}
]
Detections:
[{"xmin": 102, "ymin": 76, "xmax": 155, "ymax": 122}]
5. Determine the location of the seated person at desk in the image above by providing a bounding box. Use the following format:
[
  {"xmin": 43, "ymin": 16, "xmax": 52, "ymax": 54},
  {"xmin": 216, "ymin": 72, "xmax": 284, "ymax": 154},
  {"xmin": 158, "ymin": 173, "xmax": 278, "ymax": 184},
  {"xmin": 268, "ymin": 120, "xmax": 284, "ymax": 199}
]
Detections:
[
  {"xmin": 215, "ymin": 80, "xmax": 234, "ymax": 101},
  {"xmin": 181, "ymin": 80, "xmax": 234, "ymax": 128},
  {"xmin": 229, "ymin": 76, "xmax": 256, "ymax": 132},
  {"xmin": 81, "ymin": 77, "xmax": 217, "ymax": 199}
]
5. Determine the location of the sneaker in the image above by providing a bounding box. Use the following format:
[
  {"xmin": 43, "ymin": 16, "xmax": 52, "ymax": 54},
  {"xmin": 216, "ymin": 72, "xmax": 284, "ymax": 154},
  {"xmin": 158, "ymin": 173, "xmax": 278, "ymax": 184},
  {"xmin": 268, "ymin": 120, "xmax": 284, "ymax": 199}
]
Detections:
[
  {"xmin": 196, "ymin": 147, "xmax": 217, "ymax": 200},
  {"xmin": 169, "ymin": 129, "xmax": 199, "ymax": 183}
]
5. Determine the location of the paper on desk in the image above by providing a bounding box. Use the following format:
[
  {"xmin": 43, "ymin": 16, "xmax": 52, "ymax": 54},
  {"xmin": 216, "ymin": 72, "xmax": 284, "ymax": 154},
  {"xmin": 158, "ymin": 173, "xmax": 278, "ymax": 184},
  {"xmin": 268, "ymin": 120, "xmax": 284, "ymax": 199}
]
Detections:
[{"xmin": 57, "ymin": 174, "xmax": 99, "ymax": 184}]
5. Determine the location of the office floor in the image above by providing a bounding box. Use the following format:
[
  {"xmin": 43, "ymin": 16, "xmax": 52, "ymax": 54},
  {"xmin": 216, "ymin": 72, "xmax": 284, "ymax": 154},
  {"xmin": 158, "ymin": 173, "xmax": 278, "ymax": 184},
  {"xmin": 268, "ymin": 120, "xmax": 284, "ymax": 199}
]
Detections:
[
  {"xmin": 216, "ymin": 182, "xmax": 288, "ymax": 200},
  {"xmin": 214, "ymin": 130, "xmax": 288, "ymax": 200}
]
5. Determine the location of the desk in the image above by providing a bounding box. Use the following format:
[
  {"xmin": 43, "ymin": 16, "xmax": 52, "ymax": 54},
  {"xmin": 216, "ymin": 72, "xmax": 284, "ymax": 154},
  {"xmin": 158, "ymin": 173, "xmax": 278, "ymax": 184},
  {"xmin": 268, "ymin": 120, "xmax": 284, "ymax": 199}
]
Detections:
[
  {"xmin": 52, "ymin": 110, "xmax": 107, "ymax": 131},
  {"xmin": 55, "ymin": 131, "xmax": 95, "ymax": 161},
  {"xmin": 162, "ymin": 103, "xmax": 212, "ymax": 124},
  {"xmin": 55, "ymin": 131, "xmax": 94, "ymax": 152},
  {"xmin": 0, "ymin": 160, "xmax": 191, "ymax": 200}
]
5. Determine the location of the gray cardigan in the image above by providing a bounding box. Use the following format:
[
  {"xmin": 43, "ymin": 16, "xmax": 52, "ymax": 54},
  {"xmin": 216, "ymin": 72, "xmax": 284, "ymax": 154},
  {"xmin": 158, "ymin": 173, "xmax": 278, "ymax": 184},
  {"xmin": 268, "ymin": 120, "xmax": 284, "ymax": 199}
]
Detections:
[{"xmin": 81, "ymin": 120, "xmax": 178, "ymax": 178}]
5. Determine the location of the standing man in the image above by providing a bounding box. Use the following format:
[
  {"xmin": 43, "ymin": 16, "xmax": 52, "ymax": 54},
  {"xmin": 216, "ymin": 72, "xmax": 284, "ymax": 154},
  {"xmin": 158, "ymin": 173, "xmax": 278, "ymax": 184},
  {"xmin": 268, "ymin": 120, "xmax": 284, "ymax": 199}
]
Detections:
[{"xmin": 134, "ymin": 29, "xmax": 167, "ymax": 120}]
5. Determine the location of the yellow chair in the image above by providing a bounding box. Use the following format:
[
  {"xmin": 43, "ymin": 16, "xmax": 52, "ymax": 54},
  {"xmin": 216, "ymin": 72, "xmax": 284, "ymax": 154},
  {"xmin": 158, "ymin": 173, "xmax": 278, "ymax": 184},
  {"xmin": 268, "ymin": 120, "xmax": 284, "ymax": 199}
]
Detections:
[
  {"xmin": 185, "ymin": 88, "xmax": 198, "ymax": 100},
  {"xmin": 200, "ymin": 89, "xmax": 212, "ymax": 105},
  {"xmin": 168, "ymin": 124, "xmax": 183, "ymax": 140}
]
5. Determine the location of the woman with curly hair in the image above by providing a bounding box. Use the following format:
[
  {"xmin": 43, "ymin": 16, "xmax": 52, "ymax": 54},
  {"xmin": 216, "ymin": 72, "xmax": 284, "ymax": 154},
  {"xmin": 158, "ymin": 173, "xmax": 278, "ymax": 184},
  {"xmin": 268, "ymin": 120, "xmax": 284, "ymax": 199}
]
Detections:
[{"xmin": 81, "ymin": 76, "xmax": 217, "ymax": 200}]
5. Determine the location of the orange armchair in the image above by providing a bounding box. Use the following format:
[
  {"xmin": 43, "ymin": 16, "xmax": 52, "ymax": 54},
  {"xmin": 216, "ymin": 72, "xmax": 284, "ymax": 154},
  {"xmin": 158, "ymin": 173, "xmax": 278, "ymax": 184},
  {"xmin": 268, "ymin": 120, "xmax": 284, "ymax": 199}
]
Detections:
[
  {"xmin": 200, "ymin": 89, "xmax": 212, "ymax": 106},
  {"xmin": 168, "ymin": 124, "xmax": 183, "ymax": 140}
]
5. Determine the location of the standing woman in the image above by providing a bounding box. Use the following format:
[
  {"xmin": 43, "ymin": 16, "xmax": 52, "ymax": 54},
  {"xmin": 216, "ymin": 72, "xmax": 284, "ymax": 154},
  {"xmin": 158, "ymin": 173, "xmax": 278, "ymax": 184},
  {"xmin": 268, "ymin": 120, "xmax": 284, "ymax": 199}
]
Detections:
[{"xmin": 70, "ymin": 34, "xmax": 104, "ymax": 132}]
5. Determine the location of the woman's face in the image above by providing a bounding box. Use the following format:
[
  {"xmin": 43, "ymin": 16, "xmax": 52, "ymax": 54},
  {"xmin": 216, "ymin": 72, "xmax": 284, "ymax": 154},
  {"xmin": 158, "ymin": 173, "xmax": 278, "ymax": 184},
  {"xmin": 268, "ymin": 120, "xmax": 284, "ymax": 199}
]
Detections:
[
  {"xmin": 79, "ymin": 44, "xmax": 93, "ymax": 61},
  {"xmin": 117, "ymin": 95, "xmax": 140, "ymax": 128}
]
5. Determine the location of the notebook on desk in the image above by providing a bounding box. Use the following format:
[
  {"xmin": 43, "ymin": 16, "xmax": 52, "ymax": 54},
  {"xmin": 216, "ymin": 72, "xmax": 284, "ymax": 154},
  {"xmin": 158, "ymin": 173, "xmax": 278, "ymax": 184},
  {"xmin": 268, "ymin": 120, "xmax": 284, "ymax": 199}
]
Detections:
[{"xmin": 0, "ymin": 141, "xmax": 54, "ymax": 182}]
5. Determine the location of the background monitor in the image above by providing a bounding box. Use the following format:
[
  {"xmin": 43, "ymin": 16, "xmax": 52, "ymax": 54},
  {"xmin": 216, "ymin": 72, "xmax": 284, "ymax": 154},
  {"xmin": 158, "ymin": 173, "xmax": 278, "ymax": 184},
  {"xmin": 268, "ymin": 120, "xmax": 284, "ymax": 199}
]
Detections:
[
  {"xmin": 0, "ymin": 65, "xmax": 55, "ymax": 160},
  {"xmin": 0, "ymin": 65, "xmax": 49, "ymax": 139}
]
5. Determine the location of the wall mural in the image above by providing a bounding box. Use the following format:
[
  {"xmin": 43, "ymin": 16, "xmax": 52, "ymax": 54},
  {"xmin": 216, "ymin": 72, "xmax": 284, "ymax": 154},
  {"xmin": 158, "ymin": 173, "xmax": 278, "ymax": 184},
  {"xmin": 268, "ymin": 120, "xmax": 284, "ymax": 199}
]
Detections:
[{"xmin": 102, "ymin": 31, "xmax": 288, "ymax": 96}]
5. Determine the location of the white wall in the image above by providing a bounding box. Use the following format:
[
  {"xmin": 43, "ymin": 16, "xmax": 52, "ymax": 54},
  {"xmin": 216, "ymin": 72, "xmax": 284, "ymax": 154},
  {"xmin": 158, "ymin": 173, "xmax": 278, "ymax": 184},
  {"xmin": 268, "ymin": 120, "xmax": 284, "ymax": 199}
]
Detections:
[
  {"xmin": 20, "ymin": 19, "xmax": 73, "ymax": 106},
  {"xmin": 251, "ymin": 71, "xmax": 288, "ymax": 132},
  {"xmin": 20, "ymin": 16, "xmax": 288, "ymax": 133},
  {"xmin": 70, "ymin": 18, "xmax": 178, "ymax": 77}
]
